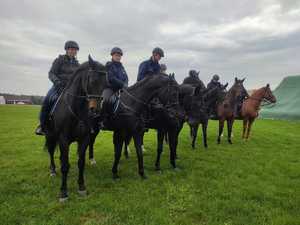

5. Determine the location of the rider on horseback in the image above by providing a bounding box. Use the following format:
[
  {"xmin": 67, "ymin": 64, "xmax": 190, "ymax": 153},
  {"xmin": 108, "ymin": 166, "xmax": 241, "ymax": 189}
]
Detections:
[
  {"xmin": 102, "ymin": 47, "xmax": 128, "ymax": 105},
  {"xmin": 207, "ymin": 74, "xmax": 222, "ymax": 90},
  {"xmin": 137, "ymin": 47, "xmax": 164, "ymax": 81},
  {"xmin": 183, "ymin": 70, "xmax": 206, "ymax": 89},
  {"xmin": 35, "ymin": 40, "xmax": 80, "ymax": 135}
]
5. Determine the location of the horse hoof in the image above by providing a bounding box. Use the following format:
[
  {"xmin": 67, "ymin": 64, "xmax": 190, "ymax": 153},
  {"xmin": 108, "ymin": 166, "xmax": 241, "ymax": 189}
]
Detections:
[
  {"xmin": 50, "ymin": 172, "xmax": 56, "ymax": 177},
  {"xmin": 228, "ymin": 140, "xmax": 233, "ymax": 144},
  {"xmin": 155, "ymin": 165, "xmax": 161, "ymax": 171},
  {"xmin": 59, "ymin": 191, "xmax": 68, "ymax": 202},
  {"xmin": 90, "ymin": 158, "xmax": 97, "ymax": 165},
  {"xmin": 140, "ymin": 174, "xmax": 147, "ymax": 179},
  {"xmin": 59, "ymin": 197, "xmax": 68, "ymax": 203},
  {"xmin": 112, "ymin": 173, "xmax": 120, "ymax": 180},
  {"xmin": 78, "ymin": 189, "xmax": 87, "ymax": 196}
]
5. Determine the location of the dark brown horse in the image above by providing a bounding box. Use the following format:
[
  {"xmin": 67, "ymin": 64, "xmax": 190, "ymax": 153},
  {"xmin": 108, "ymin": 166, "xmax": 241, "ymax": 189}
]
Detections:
[
  {"xmin": 217, "ymin": 77, "xmax": 248, "ymax": 144},
  {"xmin": 241, "ymin": 84, "xmax": 276, "ymax": 140}
]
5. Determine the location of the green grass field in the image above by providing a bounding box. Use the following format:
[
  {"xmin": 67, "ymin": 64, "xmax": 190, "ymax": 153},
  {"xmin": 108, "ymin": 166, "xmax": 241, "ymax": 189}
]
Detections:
[{"xmin": 0, "ymin": 105, "xmax": 299, "ymax": 225}]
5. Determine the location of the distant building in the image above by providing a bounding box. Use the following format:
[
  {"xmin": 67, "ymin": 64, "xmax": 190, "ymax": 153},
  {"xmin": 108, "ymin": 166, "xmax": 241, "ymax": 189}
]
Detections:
[
  {"xmin": 0, "ymin": 96, "xmax": 5, "ymax": 104},
  {"xmin": 4, "ymin": 95, "xmax": 33, "ymax": 105}
]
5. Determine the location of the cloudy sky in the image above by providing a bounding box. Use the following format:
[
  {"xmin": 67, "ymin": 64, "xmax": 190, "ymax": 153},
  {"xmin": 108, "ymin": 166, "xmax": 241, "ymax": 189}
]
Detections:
[{"xmin": 1, "ymin": 0, "xmax": 300, "ymax": 95}]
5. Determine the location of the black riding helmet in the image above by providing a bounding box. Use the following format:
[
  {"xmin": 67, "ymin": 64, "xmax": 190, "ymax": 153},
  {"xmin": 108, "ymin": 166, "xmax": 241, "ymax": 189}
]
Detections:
[
  {"xmin": 111, "ymin": 47, "xmax": 123, "ymax": 56},
  {"xmin": 64, "ymin": 40, "xmax": 79, "ymax": 50},
  {"xmin": 152, "ymin": 47, "xmax": 164, "ymax": 57},
  {"xmin": 189, "ymin": 70, "xmax": 199, "ymax": 77},
  {"xmin": 213, "ymin": 74, "xmax": 220, "ymax": 81}
]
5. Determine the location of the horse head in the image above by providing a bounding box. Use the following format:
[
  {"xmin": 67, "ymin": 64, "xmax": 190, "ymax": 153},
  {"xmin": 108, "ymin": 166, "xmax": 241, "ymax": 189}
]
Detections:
[{"xmin": 263, "ymin": 84, "xmax": 277, "ymax": 103}]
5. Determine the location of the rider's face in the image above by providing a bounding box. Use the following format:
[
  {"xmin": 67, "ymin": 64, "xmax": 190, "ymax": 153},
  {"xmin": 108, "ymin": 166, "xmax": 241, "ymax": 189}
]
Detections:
[
  {"xmin": 66, "ymin": 48, "xmax": 78, "ymax": 58},
  {"xmin": 112, "ymin": 53, "xmax": 122, "ymax": 62},
  {"xmin": 152, "ymin": 53, "xmax": 161, "ymax": 62}
]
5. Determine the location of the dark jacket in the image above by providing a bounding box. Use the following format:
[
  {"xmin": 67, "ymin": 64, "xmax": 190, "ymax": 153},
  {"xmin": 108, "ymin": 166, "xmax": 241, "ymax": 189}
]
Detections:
[
  {"xmin": 207, "ymin": 80, "xmax": 222, "ymax": 90},
  {"xmin": 48, "ymin": 54, "xmax": 80, "ymax": 86},
  {"xmin": 183, "ymin": 75, "xmax": 206, "ymax": 89},
  {"xmin": 137, "ymin": 57, "xmax": 161, "ymax": 81},
  {"xmin": 106, "ymin": 61, "xmax": 128, "ymax": 91}
]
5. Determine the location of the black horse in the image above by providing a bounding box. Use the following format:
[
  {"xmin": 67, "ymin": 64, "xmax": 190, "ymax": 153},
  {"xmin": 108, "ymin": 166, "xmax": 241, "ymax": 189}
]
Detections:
[
  {"xmin": 122, "ymin": 77, "xmax": 185, "ymax": 171},
  {"xmin": 44, "ymin": 56, "xmax": 107, "ymax": 201},
  {"xmin": 185, "ymin": 84, "xmax": 228, "ymax": 149},
  {"xmin": 98, "ymin": 74, "xmax": 180, "ymax": 179}
]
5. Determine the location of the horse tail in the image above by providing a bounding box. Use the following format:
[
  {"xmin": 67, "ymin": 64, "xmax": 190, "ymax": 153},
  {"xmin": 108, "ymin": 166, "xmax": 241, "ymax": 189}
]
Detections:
[{"xmin": 44, "ymin": 134, "xmax": 58, "ymax": 154}]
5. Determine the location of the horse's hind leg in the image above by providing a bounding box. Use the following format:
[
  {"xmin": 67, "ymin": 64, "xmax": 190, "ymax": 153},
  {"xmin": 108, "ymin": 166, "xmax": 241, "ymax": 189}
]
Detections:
[
  {"xmin": 133, "ymin": 132, "xmax": 146, "ymax": 179},
  {"xmin": 77, "ymin": 137, "xmax": 89, "ymax": 195},
  {"xmin": 227, "ymin": 119, "xmax": 234, "ymax": 144},
  {"xmin": 112, "ymin": 131, "xmax": 124, "ymax": 179},
  {"xmin": 202, "ymin": 121, "xmax": 208, "ymax": 149},
  {"xmin": 155, "ymin": 129, "xmax": 164, "ymax": 171},
  {"xmin": 246, "ymin": 118, "xmax": 255, "ymax": 140},
  {"xmin": 217, "ymin": 119, "xmax": 225, "ymax": 144}
]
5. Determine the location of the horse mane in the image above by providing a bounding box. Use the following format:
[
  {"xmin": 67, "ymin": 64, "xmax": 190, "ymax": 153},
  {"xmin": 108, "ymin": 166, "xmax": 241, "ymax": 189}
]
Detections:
[{"xmin": 127, "ymin": 73, "xmax": 169, "ymax": 91}]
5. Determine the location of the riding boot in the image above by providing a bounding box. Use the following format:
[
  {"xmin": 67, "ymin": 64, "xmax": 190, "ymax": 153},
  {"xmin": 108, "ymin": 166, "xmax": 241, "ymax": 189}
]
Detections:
[{"xmin": 35, "ymin": 124, "xmax": 45, "ymax": 136}]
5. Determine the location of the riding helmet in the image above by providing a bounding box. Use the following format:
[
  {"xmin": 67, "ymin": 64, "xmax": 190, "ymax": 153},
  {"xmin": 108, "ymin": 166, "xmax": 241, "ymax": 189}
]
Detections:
[{"xmin": 64, "ymin": 40, "xmax": 79, "ymax": 50}]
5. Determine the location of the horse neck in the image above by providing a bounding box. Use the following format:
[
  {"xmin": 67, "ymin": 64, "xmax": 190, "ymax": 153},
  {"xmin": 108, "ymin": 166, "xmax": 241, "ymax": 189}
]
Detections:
[
  {"xmin": 63, "ymin": 71, "xmax": 87, "ymax": 112},
  {"xmin": 249, "ymin": 88, "xmax": 265, "ymax": 107},
  {"xmin": 123, "ymin": 79, "xmax": 167, "ymax": 113},
  {"xmin": 224, "ymin": 87, "xmax": 237, "ymax": 106}
]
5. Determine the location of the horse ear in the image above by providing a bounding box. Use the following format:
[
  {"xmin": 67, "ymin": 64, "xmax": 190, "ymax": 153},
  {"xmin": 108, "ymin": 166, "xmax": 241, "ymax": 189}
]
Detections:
[
  {"xmin": 224, "ymin": 82, "xmax": 228, "ymax": 89},
  {"xmin": 88, "ymin": 54, "xmax": 96, "ymax": 69},
  {"xmin": 235, "ymin": 77, "xmax": 238, "ymax": 82},
  {"xmin": 266, "ymin": 83, "xmax": 270, "ymax": 87},
  {"xmin": 241, "ymin": 78, "xmax": 246, "ymax": 83}
]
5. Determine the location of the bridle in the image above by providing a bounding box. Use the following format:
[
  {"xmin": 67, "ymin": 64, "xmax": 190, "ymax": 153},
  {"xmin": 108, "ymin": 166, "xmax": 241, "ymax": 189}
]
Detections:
[
  {"xmin": 64, "ymin": 67, "xmax": 107, "ymax": 120},
  {"xmin": 248, "ymin": 87, "xmax": 275, "ymax": 107}
]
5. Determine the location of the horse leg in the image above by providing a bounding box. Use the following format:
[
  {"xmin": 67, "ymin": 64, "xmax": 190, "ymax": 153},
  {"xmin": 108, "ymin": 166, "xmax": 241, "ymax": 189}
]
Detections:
[
  {"xmin": 189, "ymin": 124, "xmax": 193, "ymax": 139},
  {"xmin": 155, "ymin": 129, "xmax": 164, "ymax": 171},
  {"xmin": 168, "ymin": 129, "xmax": 177, "ymax": 169},
  {"xmin": 58, "ymin": 139, "xmax": 70, "ymax": 202},
  {"xmin": 112, "ymin": 131, "xmax": 123, "ymax": 179},
  {"xmin": 227, "ymin": 119, "xmax": 234, "ymax": 144},
  {"xmin": 77, "ymin": 136, "xmax": 89, "ymax": 195},
  {"xmin": 45, "ymin": 135, "xmax": 57, "ymax": 176},
  {"xmin": 123, "ymin": 133, "xmax": 132, "ymax": 159},
  {"xmin": 141, "ymin": 131, "xmax": 146, "ymax": 153},
  {"xmin": 202, "ymin": 121, "xmax": 208, "ymax": 149},
  {"xmin": 191, "ymin": 124, "xmax": 199, "ymax": 149},
  {"xmin": 246, "ymin": 118, "xmax": 255, "ymax": 140},
  {"xmin": 133, "ymin": 132, "xmax": 146, "ymax": 179},
  {"xmin": 217, "ymin": 119, "xmax": 225, "ymax": 144},
  {"xmin": 88, "ymin": 130, "xmax": 98, "ymax": 165},
  {"xmin": 242, "ymin": 118, "xmax": 248, "ymax": 139},
  {"xmin": 164, "ymin": 131, "xmax": 169, "ymax": 144}
]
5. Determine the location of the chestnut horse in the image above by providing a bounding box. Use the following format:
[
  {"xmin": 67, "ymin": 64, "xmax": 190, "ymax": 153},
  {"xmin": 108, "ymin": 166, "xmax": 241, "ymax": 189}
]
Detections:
[
  {"xmin": 241, "ymin": 84, "xmax": 276, "ymax": 140},
  {"xmin": 217, "ymin": 78, "xmax": 248, "ymax": 144}
]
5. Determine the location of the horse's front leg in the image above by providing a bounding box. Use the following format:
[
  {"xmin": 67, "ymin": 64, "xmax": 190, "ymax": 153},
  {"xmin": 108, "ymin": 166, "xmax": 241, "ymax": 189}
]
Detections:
[
  {"xmin": 227, "ymin": 119, "xmax": 234, "ymax": 144},
  {"xmin": 246, "ymin": 118, "xmax": 255, "ymax": 140},
  {"xmin": 133, "ymin": 132, "xmax": 146, "ymax": 179},
  {"xmin": 168, "ymin": 129, "xmax": 178, "ymax": 169},
  {"xmin": 88, "ymin": 130, "xmax": 99, "ymax": 165},
  {"xmin": 242, "ymin": 119, "xmax": 248, "ymax": 139},
  {"xmin": 217, "ymin": 119, "xmax": 225, "ymax": 144},
  {"xmin": 112, "ymin": 130, "xmax": 124, "ymax": 179},
  {"xmin": 202, "ymin": 120, "xmax": 208, "ymax": 149},
  {"xmin": 77, "ymin": 136, "xmax": 90, "ymax": 196},
  {"xmin": 155, "ymin": 129, "xmax": 164, "ymax": 171},
  {"xmin": 58, "ymin": 138, "xmax": 70, "ymax": 202},
  {"xmin": 191, "ymin": 124, "xmax": 199, "ymax": 149}
]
